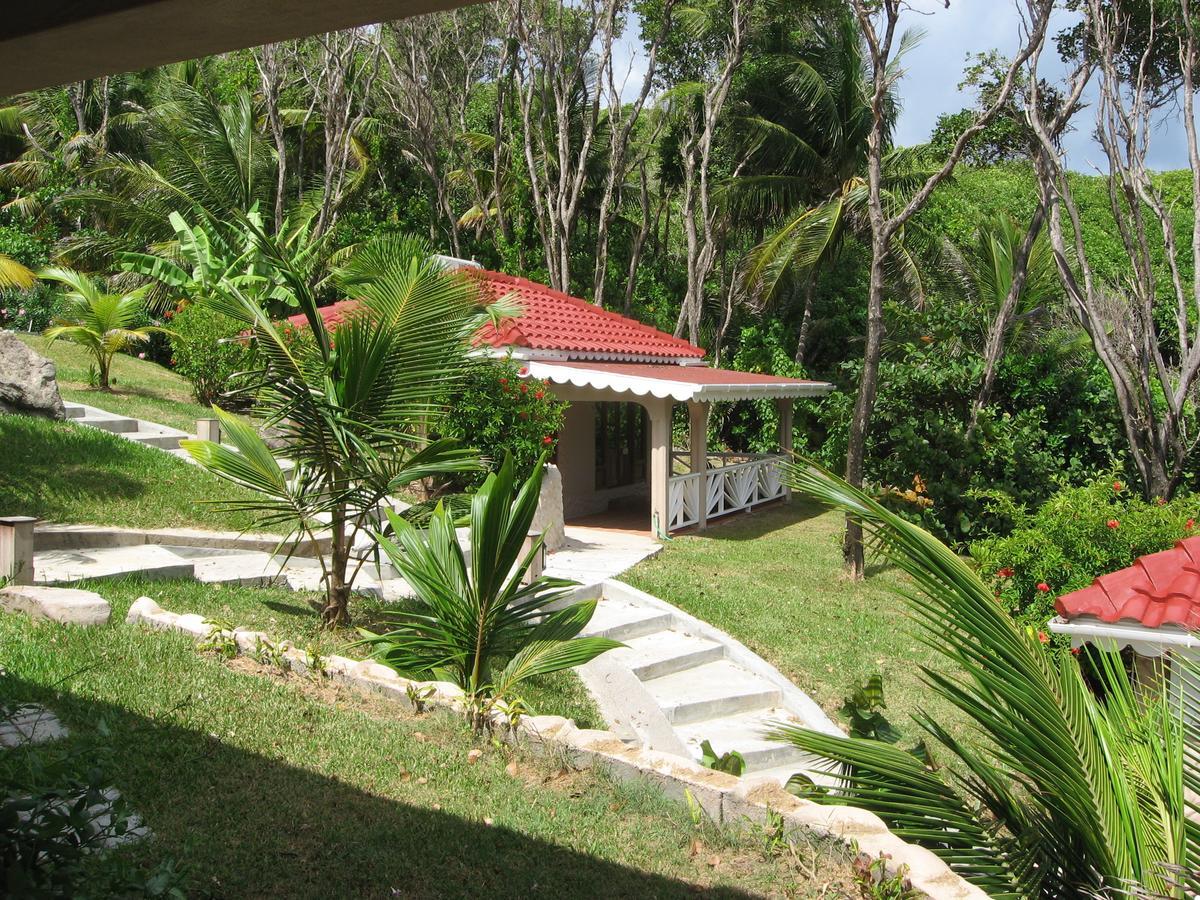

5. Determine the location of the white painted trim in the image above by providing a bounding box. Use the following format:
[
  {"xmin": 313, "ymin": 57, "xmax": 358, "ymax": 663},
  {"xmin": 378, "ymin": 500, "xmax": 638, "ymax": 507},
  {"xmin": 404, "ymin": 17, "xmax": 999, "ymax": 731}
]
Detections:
[
  {"xmin": 1048, "ymin": 614, "xmax": 1199, "ymax": 657},
  {"xmin": 522, "ymin": 361, "xmax": 834, "ymax": 402},
  {"xmin": 490, "ymin": 347, "xmax": 709, "ymax": 365}
]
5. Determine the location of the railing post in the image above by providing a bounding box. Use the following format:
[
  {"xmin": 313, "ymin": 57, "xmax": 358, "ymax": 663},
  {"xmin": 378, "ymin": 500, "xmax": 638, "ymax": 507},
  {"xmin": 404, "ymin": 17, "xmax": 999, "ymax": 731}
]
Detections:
[
  {"xmin": 196, "ymin": 418, "xmax": 221, "ymax": 444},
  {"xmin": 688, "ymin": 401, "xmax": 709, "ymax": 529},
  {"xmin": 0, "ymin": 516, "xmax": 38, "ymax": 586},
  {"xmin": 520, "ymin": 530, "xmax": 546, "ymax": 586}
]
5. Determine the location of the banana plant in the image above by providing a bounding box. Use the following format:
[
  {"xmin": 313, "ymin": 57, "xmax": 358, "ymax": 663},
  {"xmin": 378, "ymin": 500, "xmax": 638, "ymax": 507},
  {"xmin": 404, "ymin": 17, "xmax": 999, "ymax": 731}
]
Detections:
[{"xmin": 359, "ymin": 454, "xmax": 622, "ymax": 730}]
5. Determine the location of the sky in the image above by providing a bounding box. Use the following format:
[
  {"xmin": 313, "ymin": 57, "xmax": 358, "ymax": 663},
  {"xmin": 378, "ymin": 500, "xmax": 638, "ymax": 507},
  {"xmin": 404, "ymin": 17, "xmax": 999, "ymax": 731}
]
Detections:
[
  {"xmin": 613, "ymin": 0, "xmax": 1193, "ymax": 172},
  {"xmin": 890, "ymin": 0, "xmax": 1189, "ymax": 171}
]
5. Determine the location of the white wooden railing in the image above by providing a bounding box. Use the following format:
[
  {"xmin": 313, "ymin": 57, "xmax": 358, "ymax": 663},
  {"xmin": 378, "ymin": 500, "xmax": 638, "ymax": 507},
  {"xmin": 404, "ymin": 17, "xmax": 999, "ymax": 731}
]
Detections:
[{"xmin": 667, "ymin": 453, "xmax": 787, "ymax": 531}]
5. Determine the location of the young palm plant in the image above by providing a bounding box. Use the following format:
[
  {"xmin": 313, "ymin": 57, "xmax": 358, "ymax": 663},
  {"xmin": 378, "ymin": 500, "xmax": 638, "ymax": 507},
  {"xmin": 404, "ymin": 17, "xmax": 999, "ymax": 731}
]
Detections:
[
  {"xmin": 40, "ymin": 267, "xmax": 167, "ymax": 390},
  {"xmin": 359, "ymin": 455, "xmax": 621, "ymax": 731},
  {"xmin": 181, "ymin": 230, "xmax": 493, "ymax": 627},
  {"xmin": 772, "ymin": 460, "xmax": 1196, "ymax": 897}
]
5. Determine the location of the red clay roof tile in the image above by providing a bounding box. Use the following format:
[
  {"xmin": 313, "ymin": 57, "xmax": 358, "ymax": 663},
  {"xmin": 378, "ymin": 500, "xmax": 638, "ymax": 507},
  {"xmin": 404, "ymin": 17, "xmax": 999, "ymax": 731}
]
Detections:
[{"xmin": 1055, "ymin": 536, "xmax": 1200, "ymax": 629}]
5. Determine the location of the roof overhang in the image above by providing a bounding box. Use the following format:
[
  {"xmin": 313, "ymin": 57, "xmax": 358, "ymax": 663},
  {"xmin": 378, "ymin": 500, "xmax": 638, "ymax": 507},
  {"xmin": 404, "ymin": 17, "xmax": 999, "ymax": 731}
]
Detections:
[
  {"xmin": 522, "ymin": 360, "xmax": 834, "ymax": 403},
  {"xmin": 1049, "ymin": 614, "xmax": 1200, "ymax": 657},
  {"xmin": 1, "ymin": 0, "xmax": 479, "ymax": 95}
]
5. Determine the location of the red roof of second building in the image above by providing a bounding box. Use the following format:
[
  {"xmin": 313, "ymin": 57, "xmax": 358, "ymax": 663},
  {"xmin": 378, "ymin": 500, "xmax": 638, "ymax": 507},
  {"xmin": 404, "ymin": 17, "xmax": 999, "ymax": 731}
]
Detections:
[
  {"xmin": 471, "ymin": 270, "xmax": 705, "ymax": 360},
  {"xmin": 1055, "ymin": 536, "xmax": 1200, "ymax": 629},
  {"xmin": 283, "ymin": 269, "xmax": 706, "ymax": 361}
]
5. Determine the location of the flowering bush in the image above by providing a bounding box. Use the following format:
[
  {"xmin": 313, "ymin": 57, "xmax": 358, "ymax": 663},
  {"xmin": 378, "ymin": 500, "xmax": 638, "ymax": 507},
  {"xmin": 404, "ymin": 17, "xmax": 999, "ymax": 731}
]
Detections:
[
  {"xmin": 436, "ymin": 357, "xmax": 567, "ymax": 489},
  {"xmin": 970, "ymin": 476, "xmax": 1200, "ymax": 630},
  {"xmin": 167, "ymin": 301, "xmax": 258, "ymax": 406},
  {"xmin": 0, "ymin": 284, "xmax": 61, "ymax": 332}
]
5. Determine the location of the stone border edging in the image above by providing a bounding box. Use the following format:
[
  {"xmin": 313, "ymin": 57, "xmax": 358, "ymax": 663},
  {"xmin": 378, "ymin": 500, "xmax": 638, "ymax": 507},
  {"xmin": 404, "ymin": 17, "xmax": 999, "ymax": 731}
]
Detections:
[
  {"xmin": 124, "ymin": 595, "xmax": 985, "ymax": 899},
  {"xmin": 34, "ymin": 523, "xmax": 332, "ymax": 556}
]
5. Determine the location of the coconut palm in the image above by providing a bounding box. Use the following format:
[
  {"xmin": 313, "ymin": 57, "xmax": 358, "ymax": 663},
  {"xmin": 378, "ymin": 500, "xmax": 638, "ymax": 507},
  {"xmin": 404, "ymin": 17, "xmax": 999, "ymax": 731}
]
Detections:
[
  {"xmin": 40, "ymin": 267, "xmax": 166, "ymax": 390},
  {"xmin": 359, "ymin": 454, "xmax": 622, "ymax": 729},
  {"xmin": 0, "ymin": 254, "xmax": 35, "ymax": 290},
  {"xmin": 732, "ymin": 11, "xmax": 927, "ymax": 365},
  {"xmin": 771, "ymin": 459, "xmax": 1196, "ymax": 897},
  {"xmin": 181, "ymin": 229, "xmax": 505, "ymax": 627}
]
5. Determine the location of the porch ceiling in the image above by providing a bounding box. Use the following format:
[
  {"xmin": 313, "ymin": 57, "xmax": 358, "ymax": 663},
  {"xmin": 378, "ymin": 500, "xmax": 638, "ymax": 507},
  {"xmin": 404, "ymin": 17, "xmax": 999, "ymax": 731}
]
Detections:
[
  {"xmin": 525, "ymin": 360, "xmax": 833, "ymax": 403},
  {"xmin": 1, "ymin": 0, "xmax": 479, "ymax": 95}
]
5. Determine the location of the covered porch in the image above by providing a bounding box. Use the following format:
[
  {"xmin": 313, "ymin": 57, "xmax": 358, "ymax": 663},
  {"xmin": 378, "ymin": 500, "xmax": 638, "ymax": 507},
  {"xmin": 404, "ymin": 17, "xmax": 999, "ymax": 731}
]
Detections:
[{"xmin": 523, "ymin": 360, "xmax": 832, "ymax": 537}]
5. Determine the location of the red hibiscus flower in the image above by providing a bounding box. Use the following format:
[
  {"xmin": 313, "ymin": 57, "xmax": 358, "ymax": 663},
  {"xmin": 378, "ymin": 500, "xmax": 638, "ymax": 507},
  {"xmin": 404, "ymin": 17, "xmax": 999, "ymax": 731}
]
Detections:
[
  {"xmin": 996, "ymin": 567, "xmax": 1015, "ymax": 579},
  {"xmin": 1037, "ymin": 582, "xmax": 1050, "ymax": 593},
  {"xmin": 1106, "ymin": 519, "xmax": 1119, "ymax": 529},
  {"xmin": 542, "ymin": 435, "xmax": 553, "ymax": 445}
]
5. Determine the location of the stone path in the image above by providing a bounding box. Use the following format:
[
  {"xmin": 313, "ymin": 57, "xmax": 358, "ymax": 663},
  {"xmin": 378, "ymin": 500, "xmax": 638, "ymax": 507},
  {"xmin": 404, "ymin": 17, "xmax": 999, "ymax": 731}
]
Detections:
[
  {"xmin": 544, "ymin": 525, "xmax": 662, "ymax": 586},
  {"xmin": 64, "ymin": 400, "xmax": 193, "ymax": 456},
  {"xmin": 0, "ymin": 704, "xmax": 69, "ymax": 747},
  {"xmin": 577, "ymin": 580, "xmax": 843, "ymax": 787}
]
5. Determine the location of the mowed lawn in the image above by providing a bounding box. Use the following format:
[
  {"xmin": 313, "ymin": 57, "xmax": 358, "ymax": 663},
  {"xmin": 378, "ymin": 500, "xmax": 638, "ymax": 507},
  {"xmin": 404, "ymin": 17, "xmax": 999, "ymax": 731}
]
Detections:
[
  {"xmin": 626, "ymin": 502, "xmax": 965, "ymax": 744},
  {"xmin": 1, "ymin": 609, "xmax": 860, "ymax": 898},
  {"xmin": 17, "ymin": 333, "xmax": 222, "ymax": 432},
  {"xmin": 0, "ymin": 414, "xmax": 260, "ymax": 531}
]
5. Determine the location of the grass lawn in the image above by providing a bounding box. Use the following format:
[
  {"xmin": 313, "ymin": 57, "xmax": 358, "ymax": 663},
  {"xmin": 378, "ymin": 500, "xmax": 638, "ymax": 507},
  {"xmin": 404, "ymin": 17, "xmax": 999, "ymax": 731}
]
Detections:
[
  {"xmin": 1, "ymin": 609, "xmax": 860, "ymax": 898},
  {"xmin": 17, "ymin": 333, "xmax": 225, "ymax": 432},
  {"xmin": 0, "ymin": 414, "xmax": 259, "ymax": 531},
  {"xmin": 87, "ymin": 577, "xmax": 604, "ymax": 729},
  {"xmin": 625, "ymin": 502, "xmax": 965, "ymax": 744}
]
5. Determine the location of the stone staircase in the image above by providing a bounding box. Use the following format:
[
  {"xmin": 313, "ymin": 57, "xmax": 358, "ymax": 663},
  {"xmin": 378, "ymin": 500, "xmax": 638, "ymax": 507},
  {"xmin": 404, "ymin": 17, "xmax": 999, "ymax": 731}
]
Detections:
[
  {"xmin": 64, "ymin": 401, "xmax": 192, "ymax": 456},
  {"xmin": 579, "ymin": 581, "xmax": 843, "ymax": 787}
]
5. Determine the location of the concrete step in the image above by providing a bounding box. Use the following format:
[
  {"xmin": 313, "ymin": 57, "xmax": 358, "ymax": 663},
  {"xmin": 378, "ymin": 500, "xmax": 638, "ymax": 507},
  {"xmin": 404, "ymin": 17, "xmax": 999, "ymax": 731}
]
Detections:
[
  {"xmin": 77, "ymin": 414, "xmax": 139, "ymax": 434},
  {"xmin": 641, "ymin": 659, "xmax": 781, "ymax": 725},
  {"xmin": 674, "ymin": 709, "xmax": 815, "ymax": 773},
  {"xmin": 63, "ymin": 403, "xmax": 87, "ymax": 419},
  {"xmin": 35, "ymin": 544, "xmax": 194, "ymax": 585},
  {"xmin": 123, "ymin": 431, "xmax": 185, "ymax": 450},
  {"xmin": 581, "ymin": 599, "xmax": 674, "ymax": 642},
  {"xmin": 613, "ymin": 629, "xmax": 725, "ymax": 680}
]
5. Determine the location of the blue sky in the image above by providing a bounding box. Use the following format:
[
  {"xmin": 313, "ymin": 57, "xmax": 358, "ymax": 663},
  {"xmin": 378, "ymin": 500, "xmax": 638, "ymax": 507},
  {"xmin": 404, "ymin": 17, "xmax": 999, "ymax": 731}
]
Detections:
[{"xmin": 892, "ymin": 0, "xmax": 1189, "ymax": 171}]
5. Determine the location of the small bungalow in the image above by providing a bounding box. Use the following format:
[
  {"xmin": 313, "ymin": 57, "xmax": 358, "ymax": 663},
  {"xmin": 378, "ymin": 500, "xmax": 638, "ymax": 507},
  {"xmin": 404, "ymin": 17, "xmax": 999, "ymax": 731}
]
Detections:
[
  {"xmin": 287, "ymin": 259, "xmax": 833, "ymax": 537},
  {"xmin": 1049, "ymin": 538, "xmax": 1200, "ymax": 726}
]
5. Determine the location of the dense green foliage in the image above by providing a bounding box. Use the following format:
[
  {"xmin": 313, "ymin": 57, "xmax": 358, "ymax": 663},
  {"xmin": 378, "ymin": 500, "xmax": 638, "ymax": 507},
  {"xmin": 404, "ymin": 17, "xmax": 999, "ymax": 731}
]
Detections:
[
  {"xmin": 165, "ymin": 301, "xmax": 257, "ymax": 406},
  {"xmin": 436, "ymin": 358, "xmax": 567, "ymax": 490},
  {"xmin": 971, "ymin": 476, "xmax": 1200, "ymax": 631}
]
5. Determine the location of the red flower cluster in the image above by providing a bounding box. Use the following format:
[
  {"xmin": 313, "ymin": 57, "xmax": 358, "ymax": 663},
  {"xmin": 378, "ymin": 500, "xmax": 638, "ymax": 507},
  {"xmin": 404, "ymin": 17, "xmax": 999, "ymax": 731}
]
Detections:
[
  {"xmin": 542, "ymin": 435, "xmax": 553, "ymax": 445},
  {"xmin": 996, "ymin": 567, "xmax": 1015, "ymax": 579},
  {"xmin": 1037, "ymin": 631, "xmax": 1050, "ymax": 644},
  {"xmin": 1189, "ymin": 518, "xmax": 1196, "ymax": 531},
  {"xmin": 1106, "ymin": 519, "xmax": 1120, "ymax": 529},
  {"xmin": 1036, "ymin": 582, "xmax": 1051, "ymax": 593},
  {"xmin": 1112, "ymin": 480, "xmax": 1123, "ymax": 492}
]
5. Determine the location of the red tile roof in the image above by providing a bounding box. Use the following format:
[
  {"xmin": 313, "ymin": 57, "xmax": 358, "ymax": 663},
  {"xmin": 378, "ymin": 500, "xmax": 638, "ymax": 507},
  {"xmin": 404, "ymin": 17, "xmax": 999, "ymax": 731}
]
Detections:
[
  {"xmin": 283, "ymin": 270, "xmax": 705, "ymax": 361},
  {"xmin": 1055, "ymin": 536, "xmax": 1200, "ymax": 629},
  {"xmin": 470, "ymin": 270, "xmax": 705, "ymax": 360},
  {"xmin": 282, "ymin": 299, "xmax": 365, "ymax": 330}
]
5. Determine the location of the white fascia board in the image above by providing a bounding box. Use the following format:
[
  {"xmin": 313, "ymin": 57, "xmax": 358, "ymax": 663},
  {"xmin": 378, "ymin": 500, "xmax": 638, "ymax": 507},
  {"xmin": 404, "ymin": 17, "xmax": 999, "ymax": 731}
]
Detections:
[
  {"xmin": 1048, "ymin": 615, "xmax": 1197, "ymax": 657},
  {"xmin": 522, "ymin": 361, "xmax": 834, "ymax": 402}
]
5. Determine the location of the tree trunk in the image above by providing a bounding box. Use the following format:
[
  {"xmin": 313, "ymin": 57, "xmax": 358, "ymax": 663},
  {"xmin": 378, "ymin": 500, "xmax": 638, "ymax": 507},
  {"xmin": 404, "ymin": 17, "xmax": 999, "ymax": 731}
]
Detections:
[
  {"xmin": 321, "ymin": 505, "xmax": 352, "ymax": 628},
  {"xmin": 842, "ymin": 247, "xmax": 886, "ymax": 578},
  {"xmin": 794, "ymin": 276, "xmax": 816, "ymax": 367}
]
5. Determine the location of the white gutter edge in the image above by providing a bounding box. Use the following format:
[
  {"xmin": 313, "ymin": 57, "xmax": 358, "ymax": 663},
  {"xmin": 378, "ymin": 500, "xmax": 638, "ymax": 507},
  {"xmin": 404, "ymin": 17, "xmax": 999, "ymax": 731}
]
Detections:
[{"xmin": 1048, "ymin": 615, "xmax": 1200, "ymax": 656}]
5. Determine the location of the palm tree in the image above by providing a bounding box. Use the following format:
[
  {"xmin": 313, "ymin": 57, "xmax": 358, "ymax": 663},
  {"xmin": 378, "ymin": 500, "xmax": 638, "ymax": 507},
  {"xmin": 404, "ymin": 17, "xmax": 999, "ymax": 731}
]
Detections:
[
  {"xmin": 40, "ymin": 267, "xmax": 167, "ymax": 390},
  {"xmin": 0, "ymin": 254, "xmax": 35, "ymax": 289},
  {"xmin": 360, "ymin": 454, "xmax": 621, "ymax": 730},
  {"xmin": 733, "ymin": 11, "xmax": 925, "ymax": 366},
  {"xmin": 771, "ymin": 460, "xmax": 1195, "ymax": 897},
  {"xmin": 181, "ymin": 229, "xmax": 505, "ymax": 627}
]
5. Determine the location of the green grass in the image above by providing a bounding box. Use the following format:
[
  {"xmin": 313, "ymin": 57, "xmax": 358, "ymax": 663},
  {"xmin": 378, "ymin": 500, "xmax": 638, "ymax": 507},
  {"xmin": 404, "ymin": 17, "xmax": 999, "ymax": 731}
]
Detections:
[
  {"xmin": 18, "ymin": 333, "xmax": 223, "ymax": 432},
  {"xmin": 626, "ymin": 502, "xmax": 966, "ymax": 744},
  {"xmin": 0, "ymin": 414, "xmax": 259, "ymax": 531},
  {"xmin": 1, "ymin": 610, "xmax": 858, "ymax": 898},
  {"xmin": 87, "ymin": 577, "xmax": 604, "ymax": 729}
]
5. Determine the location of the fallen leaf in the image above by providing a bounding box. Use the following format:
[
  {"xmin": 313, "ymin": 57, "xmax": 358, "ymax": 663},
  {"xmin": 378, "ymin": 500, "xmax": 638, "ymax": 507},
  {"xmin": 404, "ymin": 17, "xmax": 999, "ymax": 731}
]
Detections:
[
  {"xmin": 412, "ymin": 732, "xmax": 428, "ymax": 742},
  {"xmin": 707, "ymin": 855, "xmax": 721, "ymax": 868},
  {"xmin": 483, "ymin": 817, "xmax": 494, "ymax": 826},
  {"xmin": 416, "ymin": 777, "xmax": 428, "ymax": 785},
  {"xmin": 689, "ymin": 839, "xmax": 703, "ymax": 858},
  {"xmin": 505, "ymin": 761, "xmax": 519, "ymax": 778},
  {"xmin": 467, "ymin": 749, "xmax": 483, "ymax": 765}
]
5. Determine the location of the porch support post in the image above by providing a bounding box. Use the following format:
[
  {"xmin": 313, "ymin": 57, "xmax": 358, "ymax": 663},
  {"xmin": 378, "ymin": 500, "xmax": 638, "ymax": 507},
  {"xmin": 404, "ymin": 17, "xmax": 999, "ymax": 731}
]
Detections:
[
  {"xmin": 688, "ymin": 400, "xmax": 709, "ymax": 529},
  {"xmin": 647, "ymin": 398, "xmax": 673, "ymax": 538},
  {"xmin": 777, "ymin": 397, "xmax": 794, "ymax": 502},
  {"xmin": 0, "ymin": 516, "xmax": 37, "ymax": 585}
]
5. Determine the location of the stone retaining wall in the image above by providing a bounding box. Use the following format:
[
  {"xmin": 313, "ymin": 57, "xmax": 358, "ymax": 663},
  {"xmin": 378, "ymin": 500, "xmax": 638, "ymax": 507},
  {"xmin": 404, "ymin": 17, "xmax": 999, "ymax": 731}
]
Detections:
[{"xmin": 125, "ymin": 596, "xmax": 985, "ymax": 899}]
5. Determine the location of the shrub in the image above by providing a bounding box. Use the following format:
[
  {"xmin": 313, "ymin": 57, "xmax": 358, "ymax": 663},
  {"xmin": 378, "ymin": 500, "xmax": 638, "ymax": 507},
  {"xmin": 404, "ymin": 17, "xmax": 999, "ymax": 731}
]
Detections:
[
  {"xmin": 970, "ymin": 476, "xmax": 1200, "ymax": 630},
  {"xmin": 0, "ymin": 283, "xmax": 60, "ymax": 333},
  {"xmin": 166, "ymin": 301, "xmax": 258, "ymax": 406},
  {"xmin": 436, "ymin": 357, "xmax": 567, "ymax": 489}
]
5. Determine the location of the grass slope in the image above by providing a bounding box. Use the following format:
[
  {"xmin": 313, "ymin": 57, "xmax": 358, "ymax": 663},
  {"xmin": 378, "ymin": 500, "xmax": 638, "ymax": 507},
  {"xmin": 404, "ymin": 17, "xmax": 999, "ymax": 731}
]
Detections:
[
  {"xmin": 626, "ymin": 502, "xmax": 964, "ymax": 743},
  {"xmin": 88, "ymin": 578, "xmax": 604, "ymax": 729},
  {"xmin": 1, "ymin": 611, "xmax": 858, "ymax": 898},
  {"xmin": 17, "ymin": 333, "xmax": 219, "ymax": 432},
  {"xmin": 0, "ymin": 414, "xmax": 257, "ymax": 531}
]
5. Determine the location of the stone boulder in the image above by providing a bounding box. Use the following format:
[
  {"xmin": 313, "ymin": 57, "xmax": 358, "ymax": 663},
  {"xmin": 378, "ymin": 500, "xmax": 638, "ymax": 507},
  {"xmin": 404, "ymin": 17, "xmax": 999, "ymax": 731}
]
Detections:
[{"xmin": 0, "ymin": 332, "xmax": 65, "ymax": 419}]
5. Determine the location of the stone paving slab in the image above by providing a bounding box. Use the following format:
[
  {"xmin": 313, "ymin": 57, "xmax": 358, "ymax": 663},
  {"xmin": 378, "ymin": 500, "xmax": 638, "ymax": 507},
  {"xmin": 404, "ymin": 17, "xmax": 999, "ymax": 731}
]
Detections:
[
  {"xmin": 0, "ymin": 705, "xmax": 69, "ymax": 747},
  {"xmin": 1, "ymin": 584, "xmax": 111, "ymax": 626},
  {"xmin": 35, "ymin": 544, "xmax": 195, "ymax": 584}
]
